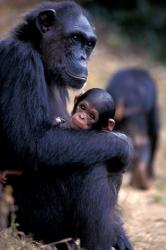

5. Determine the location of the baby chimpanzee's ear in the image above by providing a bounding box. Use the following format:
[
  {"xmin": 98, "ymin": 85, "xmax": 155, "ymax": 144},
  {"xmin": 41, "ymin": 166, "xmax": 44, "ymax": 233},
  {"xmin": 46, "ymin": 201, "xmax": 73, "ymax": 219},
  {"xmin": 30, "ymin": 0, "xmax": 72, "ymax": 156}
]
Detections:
[{"xmin": 107, "ymin": 119, "xmax": 115, "ymax": 131}]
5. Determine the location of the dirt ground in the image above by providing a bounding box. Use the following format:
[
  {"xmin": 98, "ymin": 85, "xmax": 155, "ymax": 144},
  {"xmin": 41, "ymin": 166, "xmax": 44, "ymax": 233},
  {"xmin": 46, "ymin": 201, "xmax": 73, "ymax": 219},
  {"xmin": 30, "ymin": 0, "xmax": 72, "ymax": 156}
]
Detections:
[{"xmin": 0, "ymin": 1, "xmax": 166, "ymax": 249}]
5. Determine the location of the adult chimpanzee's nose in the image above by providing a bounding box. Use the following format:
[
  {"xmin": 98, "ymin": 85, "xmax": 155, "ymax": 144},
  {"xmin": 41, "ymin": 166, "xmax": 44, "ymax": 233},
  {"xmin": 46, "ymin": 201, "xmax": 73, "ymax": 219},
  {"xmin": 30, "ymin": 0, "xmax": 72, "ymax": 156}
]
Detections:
[{"xmin": 81, "ymin": 55, "xmax": 87, "ymax": 63}]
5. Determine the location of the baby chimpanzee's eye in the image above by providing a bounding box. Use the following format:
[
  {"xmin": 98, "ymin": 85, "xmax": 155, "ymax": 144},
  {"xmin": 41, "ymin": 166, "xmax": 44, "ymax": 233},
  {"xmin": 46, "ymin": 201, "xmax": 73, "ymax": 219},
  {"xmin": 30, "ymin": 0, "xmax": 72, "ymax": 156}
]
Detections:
[
  {"xmin": 80, "ymin": 104, "xmax": 86, "ymax": 110},
  {"xmin": 89, "ymin": 113, "xmax": 95, "ymax": 120}
]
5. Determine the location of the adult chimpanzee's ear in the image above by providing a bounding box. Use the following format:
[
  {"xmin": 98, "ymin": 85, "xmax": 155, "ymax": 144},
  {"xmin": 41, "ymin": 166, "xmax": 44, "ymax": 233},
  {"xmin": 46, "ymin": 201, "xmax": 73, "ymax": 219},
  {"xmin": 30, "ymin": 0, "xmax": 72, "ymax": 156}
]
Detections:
[
  {"xmin": 36, "ymin": 9, "xmax": 56, "ymax": 33},
  {"xmin": 107, "ymin": 119, "xmax": 115, "ymax": 131}
]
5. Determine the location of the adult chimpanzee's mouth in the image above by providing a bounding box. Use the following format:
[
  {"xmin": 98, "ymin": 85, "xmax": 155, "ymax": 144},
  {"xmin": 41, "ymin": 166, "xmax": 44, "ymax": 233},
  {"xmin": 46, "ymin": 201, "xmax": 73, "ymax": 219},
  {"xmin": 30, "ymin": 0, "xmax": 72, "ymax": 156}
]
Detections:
[{"xmin": 66, "ymin": 70, "xmax": 87, "ymax": 81}]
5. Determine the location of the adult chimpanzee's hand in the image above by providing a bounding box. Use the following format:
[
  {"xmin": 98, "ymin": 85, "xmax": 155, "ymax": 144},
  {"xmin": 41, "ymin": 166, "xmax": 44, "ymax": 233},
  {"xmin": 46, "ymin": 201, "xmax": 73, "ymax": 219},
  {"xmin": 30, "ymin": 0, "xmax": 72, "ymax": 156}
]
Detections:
[{"xmin": 105, "ymin": 132, "xmax": 133, "ymax": 173}]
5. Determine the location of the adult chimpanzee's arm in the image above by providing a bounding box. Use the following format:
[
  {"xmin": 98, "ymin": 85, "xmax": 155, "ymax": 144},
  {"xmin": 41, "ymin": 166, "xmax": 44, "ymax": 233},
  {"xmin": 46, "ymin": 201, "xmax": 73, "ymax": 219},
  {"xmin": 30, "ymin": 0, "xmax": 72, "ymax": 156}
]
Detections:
[
  {"xmin": 0, "ymin": 41, "xmax": 132, "ymax": 171},
  {"xmin": 36, "ymin": 128, "xmax": 132, "ymax": 169},
  {"xmin": 113, "ymin": 225, "xmax": 134, "ymax": 250}
]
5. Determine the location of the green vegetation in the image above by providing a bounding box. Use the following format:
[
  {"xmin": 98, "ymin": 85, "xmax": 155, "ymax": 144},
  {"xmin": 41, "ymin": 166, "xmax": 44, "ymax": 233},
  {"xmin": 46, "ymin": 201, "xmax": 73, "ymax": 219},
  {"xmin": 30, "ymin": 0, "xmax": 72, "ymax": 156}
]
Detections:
[{"xmin": 85, "ymin": 1, "xmax": 166, "ymax": 62}]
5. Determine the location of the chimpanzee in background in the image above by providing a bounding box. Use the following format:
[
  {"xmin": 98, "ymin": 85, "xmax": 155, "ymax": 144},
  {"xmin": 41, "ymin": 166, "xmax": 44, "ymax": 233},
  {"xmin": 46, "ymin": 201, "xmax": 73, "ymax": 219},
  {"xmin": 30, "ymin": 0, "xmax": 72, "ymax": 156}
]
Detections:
[
  {"xmin": 0, "ymin": 1, "xmax": 133, "ymax": 249},
  {"xmin": 106, "ymin": 68, "xmax": 160, "ymax": 190}
]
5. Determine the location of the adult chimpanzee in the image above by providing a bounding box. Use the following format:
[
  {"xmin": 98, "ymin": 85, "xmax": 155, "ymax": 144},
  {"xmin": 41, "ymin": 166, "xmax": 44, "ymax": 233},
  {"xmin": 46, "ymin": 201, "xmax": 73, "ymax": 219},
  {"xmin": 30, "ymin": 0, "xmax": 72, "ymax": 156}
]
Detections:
[
  {"xmin": 0, "ymin": 1, "xmax": 133, "ymax": 249},
  {"xmin": 106, "ymin": 68, "xmax": 159, "ymax": 190}
]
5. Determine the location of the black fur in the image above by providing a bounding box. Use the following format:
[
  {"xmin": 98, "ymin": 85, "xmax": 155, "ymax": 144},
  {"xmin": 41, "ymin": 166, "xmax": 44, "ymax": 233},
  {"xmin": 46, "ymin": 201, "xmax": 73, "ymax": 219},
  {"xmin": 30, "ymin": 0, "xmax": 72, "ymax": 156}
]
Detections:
[
  {"xmin": 106, "ymin": 68, "xmax": 159, "ymax": 189},
  {"xmin": 0, "ymin": 1, "xmax": 133, "ymax": 249}
]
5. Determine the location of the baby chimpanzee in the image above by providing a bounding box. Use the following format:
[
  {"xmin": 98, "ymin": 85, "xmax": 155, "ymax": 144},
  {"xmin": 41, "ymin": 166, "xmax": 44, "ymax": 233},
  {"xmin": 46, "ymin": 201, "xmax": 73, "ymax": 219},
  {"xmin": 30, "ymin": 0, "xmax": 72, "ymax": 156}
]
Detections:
[
  {"xmin": 71, "ymin": 88, "xmax": 116, "ymax": 132},
  {"xmin": 55, "ymin": 88, "xmax": 116, "ymax": 132},
  {"xmin": 54, "ymin": 88, "xmax": 129, "ymax": 176}
]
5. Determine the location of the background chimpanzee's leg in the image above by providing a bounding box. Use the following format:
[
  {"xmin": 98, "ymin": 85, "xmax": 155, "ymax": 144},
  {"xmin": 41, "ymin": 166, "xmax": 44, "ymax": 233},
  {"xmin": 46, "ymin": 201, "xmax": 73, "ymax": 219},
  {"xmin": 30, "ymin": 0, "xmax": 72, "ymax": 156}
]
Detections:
[
  {"xmin": 130, "ymin": 142, "xmax": 151, "ymax": 189},
  {"xmin": 147, "ymin": 105, "xmax": 160, "ymax": 178}
]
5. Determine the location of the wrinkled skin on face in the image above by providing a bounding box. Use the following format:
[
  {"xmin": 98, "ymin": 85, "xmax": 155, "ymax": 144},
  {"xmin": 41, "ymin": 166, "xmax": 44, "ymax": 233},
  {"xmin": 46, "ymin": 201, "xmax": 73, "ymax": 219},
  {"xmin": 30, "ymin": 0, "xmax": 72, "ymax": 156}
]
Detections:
[
  {"xmin": 70, "ymin": 100, "xmax": 99, "ymax": 129},
  {"xmin": 39, "ymin": 7, "xmax": 97, "ymax": 89}
]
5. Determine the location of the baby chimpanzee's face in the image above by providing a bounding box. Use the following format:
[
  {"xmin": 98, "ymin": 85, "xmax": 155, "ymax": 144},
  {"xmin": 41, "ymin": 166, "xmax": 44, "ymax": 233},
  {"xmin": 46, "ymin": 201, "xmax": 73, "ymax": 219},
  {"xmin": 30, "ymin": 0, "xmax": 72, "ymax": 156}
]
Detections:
[{"xmin": 70, "ymin": 100, "xmax": 99, "ymax": 129}]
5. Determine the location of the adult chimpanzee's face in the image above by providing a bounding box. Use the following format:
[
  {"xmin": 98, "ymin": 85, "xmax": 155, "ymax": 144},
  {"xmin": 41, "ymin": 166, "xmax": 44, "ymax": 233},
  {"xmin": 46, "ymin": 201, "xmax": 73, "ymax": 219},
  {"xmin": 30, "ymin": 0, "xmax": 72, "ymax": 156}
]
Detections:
[{"xmin": 38, "ymin": 8, "xmax": 96, "ymax": 89}]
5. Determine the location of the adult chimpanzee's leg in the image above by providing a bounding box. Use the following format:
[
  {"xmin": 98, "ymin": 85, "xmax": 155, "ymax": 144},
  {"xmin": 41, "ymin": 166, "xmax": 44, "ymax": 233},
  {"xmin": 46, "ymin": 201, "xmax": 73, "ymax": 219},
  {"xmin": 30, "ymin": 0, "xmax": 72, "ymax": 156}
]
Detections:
[
  {"xmin": 69, "ymin": 166, "xmax": 133, "ymax": 250},
  {"xmin": 75, "ymin": 166, "xmax": 113, "ymax": 250},
  {"xmin": 72, "ymin": 165, "xmax": 124, "ymax": 250}
]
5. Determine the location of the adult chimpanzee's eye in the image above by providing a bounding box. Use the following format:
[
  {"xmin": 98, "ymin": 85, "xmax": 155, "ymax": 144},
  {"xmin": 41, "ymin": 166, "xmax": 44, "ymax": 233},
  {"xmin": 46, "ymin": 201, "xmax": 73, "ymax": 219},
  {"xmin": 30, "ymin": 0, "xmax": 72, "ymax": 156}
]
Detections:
[
  {"xmin": 72, "ymin": 34, "xmax": 79, "ymax": 41},
  {"xmin": 87, "ymin": 41, "xmax": 93, "ymax": 47},
  {"xmin": 87, "ymin": 40, "xmax": 96, "ymax": 48}
]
